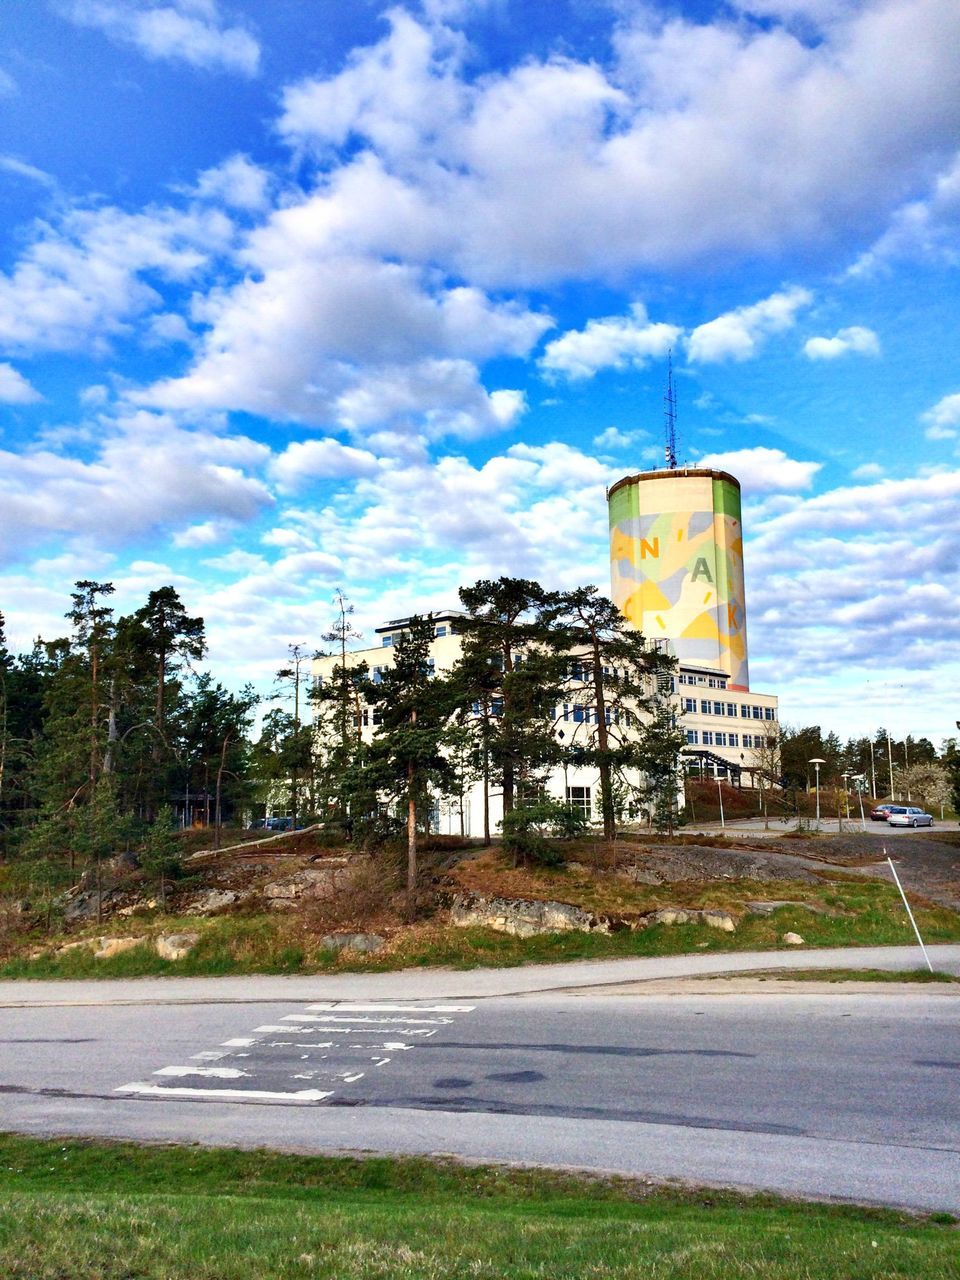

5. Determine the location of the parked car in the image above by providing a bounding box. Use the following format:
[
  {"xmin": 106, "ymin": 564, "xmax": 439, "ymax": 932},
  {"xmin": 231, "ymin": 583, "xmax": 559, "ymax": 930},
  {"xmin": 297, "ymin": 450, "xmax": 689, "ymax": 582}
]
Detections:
[
  {"xmin": 869, "ymin": 803, "xmax": 897, "ymax": 821},
  {"xmin": 265, "ymin": 816, "xmax": 293, "ymax": 831},
  {"xmin": 887, "ymin": 807, "xmax": 933, "ymax": 828}
]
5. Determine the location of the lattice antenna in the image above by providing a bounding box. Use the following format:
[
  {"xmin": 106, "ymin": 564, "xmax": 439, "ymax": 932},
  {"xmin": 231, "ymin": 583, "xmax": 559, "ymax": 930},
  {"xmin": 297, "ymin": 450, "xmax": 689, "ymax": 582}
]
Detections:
[{"xmin": 664, "ymin": 349, "xmax": 678, "ymax": 469}]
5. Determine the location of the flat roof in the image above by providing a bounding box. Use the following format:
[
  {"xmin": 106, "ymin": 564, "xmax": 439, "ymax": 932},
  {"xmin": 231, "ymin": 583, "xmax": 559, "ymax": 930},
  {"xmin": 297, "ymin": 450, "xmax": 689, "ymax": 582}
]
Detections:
[
  {"xmin": 607, "ymin": 467, "xmax": 740, "ymax": 500},
  {"xmin": 374, "ymin": 610, "xmax": 465, "ymax": 634}
]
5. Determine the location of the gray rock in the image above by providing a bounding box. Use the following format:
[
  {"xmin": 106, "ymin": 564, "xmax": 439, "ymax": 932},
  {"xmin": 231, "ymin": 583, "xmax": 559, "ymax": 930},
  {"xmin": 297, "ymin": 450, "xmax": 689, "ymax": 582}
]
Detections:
[
  {"xmin": 320, "ymin": 932, "xmax": 385, "ymax": 954},
  {"xmin": 191, "ymin": 889, "xmax": 240, "ymax": 914},
  {"xmin": 93, "ymin": 936, "xmax": 146, "ymax": 959},
  {"xmin": 64, "ymin": 890, "xmax": 119, "ymax": 924},
  {"xmin": 264, "ymin": 863, "xmax": 355, "ymax": 904},
  {"xmin": 701, "ymin": 910, "xmax": 737, "ymax": 933},
  {"xmin": 155, "ymin": 932, "xmax": 199, "ymax": 961},
  {"xmin": 782, "ymin": 931, "xmax": 806, "ymax": 946},
  {"xmin": 450, "ymin": 893, "xmax": 615, "ymax": 938}
]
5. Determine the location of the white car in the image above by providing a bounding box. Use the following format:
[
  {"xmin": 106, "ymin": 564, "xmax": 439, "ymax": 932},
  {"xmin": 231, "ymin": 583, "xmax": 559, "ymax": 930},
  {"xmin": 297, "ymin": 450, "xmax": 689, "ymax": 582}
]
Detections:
[{"xmin": 886, "ymin": 806, "xmax": 933, "ymax": 828}]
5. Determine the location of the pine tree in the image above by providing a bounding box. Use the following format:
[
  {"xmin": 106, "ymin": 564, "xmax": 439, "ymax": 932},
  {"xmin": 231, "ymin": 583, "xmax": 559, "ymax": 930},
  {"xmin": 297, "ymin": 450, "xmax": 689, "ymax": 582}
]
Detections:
[{"xmin": 366, "ymin": 616, "xmax": 454, "ymax": 909}]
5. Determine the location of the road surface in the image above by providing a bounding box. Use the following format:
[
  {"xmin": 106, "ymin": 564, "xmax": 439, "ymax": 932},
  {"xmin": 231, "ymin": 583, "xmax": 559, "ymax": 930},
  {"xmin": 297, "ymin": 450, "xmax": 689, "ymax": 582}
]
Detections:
[{"xmin": 2, "ymin": 945, "xmax": 959, "ymax": 1213}]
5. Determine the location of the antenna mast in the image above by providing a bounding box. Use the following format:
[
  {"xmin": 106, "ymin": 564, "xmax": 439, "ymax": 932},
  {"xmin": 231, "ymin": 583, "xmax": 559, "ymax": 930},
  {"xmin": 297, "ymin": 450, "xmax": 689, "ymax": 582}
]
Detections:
[{"xmin": 664, "ymin": 350, "xmax": 677, "ymax": 469}]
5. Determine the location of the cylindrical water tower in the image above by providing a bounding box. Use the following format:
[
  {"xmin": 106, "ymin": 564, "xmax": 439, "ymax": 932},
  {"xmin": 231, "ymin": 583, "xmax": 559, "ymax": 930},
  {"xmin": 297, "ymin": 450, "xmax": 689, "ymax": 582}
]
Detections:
[{"xmin": 608, "ymin": 468, "xmax": 750, "ymax": 691}]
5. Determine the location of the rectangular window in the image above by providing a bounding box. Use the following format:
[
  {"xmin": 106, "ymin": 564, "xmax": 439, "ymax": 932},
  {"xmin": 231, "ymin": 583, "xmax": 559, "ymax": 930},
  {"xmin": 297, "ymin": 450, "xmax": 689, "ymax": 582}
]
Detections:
[
  {"xmin": 715, "ymin": 731, "xmax": 727, "ymax": 746},
  {"xmin": 726, "ymin": 703, "xmax": 737, "ymax": 716},
  {"xmin": 741, "ymin": 705, "xmax": 750, "ymax": 717},
  {"xmin": 700, "ymin": 699, "xmax": 710, "ymax": 714},
  {"xmin": 702, "ymin": 731, "xmax": 714, "ymax": 746},
  {"xmin": 491, "ymin": 697, "xmax": 503, "ymax": 717},
  {"xmin": 684, "ymin": 697, "xmax": 696, "ymax": 713},
  {"xmin": 713, "ymin": 701, "xmax": 724, "ymax": 715},
  {"xmin": 728, "ymin": 733, "xmax": 738, "ymax": 747},
  {"xmin": 566, "ymin": 786, "xmax": 591, "ymax": 817},
  {"xmin": 382, "ymin": 635, "xmax": 393, "ymax": 647},
  {"xmin": 435, "ymin": 625, "xmax": 447, "ymax": 637},
  {"xmin": 372, "ymin": 709, "xmax": 382, "ymax": 726},
  {"xmin": 765, "ymin": 707, "xmax": 775, "ymax": 720},
  {"xmin": 686, "ymin": 730, "xmax": 699, "ymax": 744},
  {"xmin": 753, "ymin": 706, "xmax": 762, "ymax": 719}
]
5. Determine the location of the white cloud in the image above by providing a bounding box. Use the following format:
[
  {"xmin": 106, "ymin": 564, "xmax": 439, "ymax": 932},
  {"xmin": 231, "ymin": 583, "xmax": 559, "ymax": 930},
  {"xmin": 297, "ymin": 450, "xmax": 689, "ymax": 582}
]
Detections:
[
  {"xmin": 0, "ymin": 410, "xmax": 272, "ymax": 563},
  {"xmin": 848, "ymin": 152, "xmax": 960, "ymax": 276},
  {"xmin": 274, "ymin": 2, "xmax": 960, "ymax": 283},
  {"xmin": 141, "ymin": 253, "xmax": 545, "ymax": 438},
  {"xmin": 270, "ymin": 439, "xmax": 381, "ymax": 493},
  {"xmin": 852, "ymin": 462, "xmax": 884, "ymax": 480},
  {"xmin": 803, "ymin": 325, "xmax": 880, "ymax": 360},
  {"xmin": 193, "ymin": 154, "xmax": 270, "ymax": 210},
  {"xmin": 696, "ymin": 446, "xmax": 822, "ymax": 491},
  {"xmin": 593, "ymin": 426, "xmax": 647, "ymax": 451},
  {"xmin": 540, "ymin": 303, "xmax": 680, "ymax": 380},
  {"xmin": 687, "ymin": 288, "xmax": 813, "ymax": 362},
  {"xmin": 0, "ymin": 202, "xmax": 233, "ymax": 354},
  {"xmin": 0, "ymin": 69, "xmax": 17, "ymax": 97},
  {"xmin": 58, "ymin": 0, "xmax": 260, "ymax": 76},
  {"xmin": 0, "ymin": 364, "xmax": 43, "ymax": 404},
  {"xmin": 0, "ymin": 155, "xmax": 56, "ymax": 188},
  {"xmin": 922, "ymin": 392, "xmax": 960, "ymax": 439}
]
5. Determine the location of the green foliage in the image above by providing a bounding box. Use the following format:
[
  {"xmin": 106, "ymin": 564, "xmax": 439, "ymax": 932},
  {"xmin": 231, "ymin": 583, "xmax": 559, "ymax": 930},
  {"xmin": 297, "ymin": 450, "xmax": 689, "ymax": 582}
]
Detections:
[
  {"xmin": 139, "ymin": 804, "xmax": 182, "ymax": 910},
  {"xmin": 499, "ymin": 798, "xmax": 587, "ymax": 865}
]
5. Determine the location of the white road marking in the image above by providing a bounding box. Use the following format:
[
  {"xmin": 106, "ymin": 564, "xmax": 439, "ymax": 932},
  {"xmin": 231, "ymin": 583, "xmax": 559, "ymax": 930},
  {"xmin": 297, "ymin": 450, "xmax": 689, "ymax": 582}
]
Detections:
[
  {"xmin": 222, "ymin": 1037, "xmax": 259, "ymax": 1047},
  {"xmin": 253, "ymin": 1024, "xmax": 311, "ymax": 1033},
  {"xmin": 116, "ymin": 1083, "xmax": 332, "ymax": 1103},
  {"xmin": 284, "ymin": 1014, "xmax": 452, "ymax": 1026},
  {"xmin": 307, "ymin": 1003, "xmax": 475, "ymax": 1013},
  {"xmin": 154, "ymin": 1065, "xmax": 249, "ymax": 1079},
  {"xmin": 191, "ymin": 1050, "xmax": 227, "ymax": 1061}
]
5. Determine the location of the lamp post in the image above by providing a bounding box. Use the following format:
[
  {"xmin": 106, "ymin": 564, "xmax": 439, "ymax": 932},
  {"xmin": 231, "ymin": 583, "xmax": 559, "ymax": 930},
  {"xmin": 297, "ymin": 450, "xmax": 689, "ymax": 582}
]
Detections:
[{"xmin": 809, "ymin": 758, "xmax": 826, "ymax": 829}]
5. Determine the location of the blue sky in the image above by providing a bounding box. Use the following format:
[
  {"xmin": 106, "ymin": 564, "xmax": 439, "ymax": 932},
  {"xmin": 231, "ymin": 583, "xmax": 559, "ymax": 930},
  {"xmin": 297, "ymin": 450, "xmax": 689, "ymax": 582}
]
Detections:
[{"xmin": 1, "ymin": 0, "xmax": 959, "ymax": 744}]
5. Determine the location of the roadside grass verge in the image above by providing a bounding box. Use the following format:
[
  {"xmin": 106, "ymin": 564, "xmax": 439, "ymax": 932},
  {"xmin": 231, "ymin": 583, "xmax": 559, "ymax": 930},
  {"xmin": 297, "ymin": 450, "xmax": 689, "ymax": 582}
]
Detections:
[
  {"xmin": 0, "ymin": 1135, "xmax": 955, "ymax": 1280},
  {"xmin": 750, "ymin": 967, "xmax": 960, "ymax": 984},
  {"xmin": 3, "ymin": 873, "xmax": 959, "ymax": 979}
]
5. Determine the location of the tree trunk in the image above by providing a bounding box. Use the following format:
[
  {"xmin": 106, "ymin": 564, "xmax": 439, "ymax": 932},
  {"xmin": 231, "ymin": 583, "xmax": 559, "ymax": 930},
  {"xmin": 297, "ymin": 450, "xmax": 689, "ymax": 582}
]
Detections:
[
  {"xmin": 590, "ymin": 635, "xmax": 615, "ymax": 840},
  {"xmin": 214, "ymin": 734, "xmax": 231, "ymax": 850},
  {"xmin": 406, "ymin": 758, "xmax": 417, "ymax": 913},
  {"xmin": 482, "ymin": 723, "xmax": 491, "ymax": 846}
]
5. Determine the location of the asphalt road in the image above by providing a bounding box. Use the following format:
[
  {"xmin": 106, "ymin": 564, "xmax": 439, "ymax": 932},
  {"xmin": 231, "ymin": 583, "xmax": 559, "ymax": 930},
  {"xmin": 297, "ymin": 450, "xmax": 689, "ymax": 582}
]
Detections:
[{"xmin": 2, "ymin": 948, "xmax": 959, "ymax": 1214}]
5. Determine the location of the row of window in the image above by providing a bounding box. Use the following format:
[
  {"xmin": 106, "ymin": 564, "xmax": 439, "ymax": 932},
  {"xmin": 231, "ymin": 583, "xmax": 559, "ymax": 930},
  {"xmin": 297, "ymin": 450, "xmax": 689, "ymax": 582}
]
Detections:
[
  {"xmin": 682, "ymin": 698, "xmax": 775, "ymax": 721},
  {"xmin": 686, "ymin": 731, "xmax": 770, "ymax": 749},
  {"xmin": 678, "ymin": 673, "xmax": 727, "ymax": 689},
  {"xmin": 381, "ymin": 623, "xmax": 449, "ymax": 647}
]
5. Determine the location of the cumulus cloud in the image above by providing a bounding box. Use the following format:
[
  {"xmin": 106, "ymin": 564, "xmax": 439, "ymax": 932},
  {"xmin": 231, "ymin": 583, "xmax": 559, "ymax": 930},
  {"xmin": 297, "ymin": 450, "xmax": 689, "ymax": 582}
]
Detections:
[
  {"xmin": 848, "ymin": 152, "xmax": 960, "ymax": 276},
  {"xmin": 271, "ymin": 439, "xmax": 381, "ymax": 493},
  {"xmin": 58, "ymin": 0, "xmax": 260, "ymax": 76},
  {"xmin": 803, "ymin": 326, "xmax": 880, "ymax": 360},
  {"xmin": 746, "ymin": 470, "xmax": 960, "ymax": 685},
  {"xmin": 852, "ymin": 462, "xmax": 884, "ymax": 480},
  {"xmin": 0, "ymin": 411, "xmax": 271, "ymax": 563},
  {"xmin": 696, "ymin": 446, "xmax": 822, "ymax": 491},
  {"xmin": 540, "ymin": 304, "xmax": 680, "ymax": 380},
  {"xmin": 922, "ymin": 391, "xmax": 960, "ymax": 439},
  {"xmin": 141, "ymin": 254, "xmax": 546, "ymax": 438},
  {"xmin": 274, "ymin": 1, "xmax": 960, "ymax": 283},
  {"xmin": 0, "ymin": 203, "xmax": 233, "ymax": 354},
  {"xmin": 0, "ymin": 364, "xmax": 43, "ymax": 404},
  {"xmin": 193, "ymin": 154, "xmax": 271, "ymax": 210},
  {"xmin": 687, "ymin": 288, "xmax": 813, "ymax": 362}
]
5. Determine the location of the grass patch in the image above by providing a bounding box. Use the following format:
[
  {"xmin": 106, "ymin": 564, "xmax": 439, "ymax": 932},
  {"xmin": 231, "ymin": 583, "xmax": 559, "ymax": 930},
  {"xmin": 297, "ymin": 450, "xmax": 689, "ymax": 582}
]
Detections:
[
  {"xmin": 758, "ymin": 967, "xmax": 960, "ymax": 984},
  {"xmin": 0, "ymin": 1134, "xmax": 955, "ymax": 1280}
]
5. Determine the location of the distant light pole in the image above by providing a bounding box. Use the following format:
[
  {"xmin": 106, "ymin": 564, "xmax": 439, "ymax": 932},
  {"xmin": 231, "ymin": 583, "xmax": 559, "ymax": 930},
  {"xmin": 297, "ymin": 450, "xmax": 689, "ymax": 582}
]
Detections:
[{"xmin": 809, "ymin": 758, "xmax": 826, "ymax": 829}]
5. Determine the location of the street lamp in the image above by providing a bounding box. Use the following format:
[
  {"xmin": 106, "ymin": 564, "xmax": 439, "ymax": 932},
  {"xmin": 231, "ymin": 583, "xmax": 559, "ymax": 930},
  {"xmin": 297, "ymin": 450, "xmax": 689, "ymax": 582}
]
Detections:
[{"xmin": 809, "ymin": 758, "xmax": 826, "ymax": 829}]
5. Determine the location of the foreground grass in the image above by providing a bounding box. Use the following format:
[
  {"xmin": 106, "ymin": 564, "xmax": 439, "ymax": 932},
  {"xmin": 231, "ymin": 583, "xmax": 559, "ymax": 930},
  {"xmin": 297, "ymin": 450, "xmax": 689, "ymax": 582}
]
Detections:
[
  {"xmin": 3, "ymin": 871, "xmax": 960, "ymax": 979},
  {"xmin": 0, "ymin": 1135, "xmax": 955, "ymax": 1280}
]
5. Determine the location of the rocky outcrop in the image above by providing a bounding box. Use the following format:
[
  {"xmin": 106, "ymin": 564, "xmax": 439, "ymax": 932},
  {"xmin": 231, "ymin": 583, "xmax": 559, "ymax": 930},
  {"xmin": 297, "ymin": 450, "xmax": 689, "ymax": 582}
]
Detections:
[
  {"xmin": 450, "ymin": 893, "xmax": 622, "ymax": 938},
  {"xmin": 450, "ymin": 893, "xmax": 739, "ymax": 936},
  {"xmin": 93, "ymin": 936, "xmax": 147, "ymax": 959},
  {"xmin": 319, "ymin": 932, "xmax": 385, "ymax": 954},
  {"xmin": 155, "ymin": 932, "xmax": 199, "ymax": 960},
  {"xmin": 264, "ymin": 858, "xmax": 358, "ymax": 908}
]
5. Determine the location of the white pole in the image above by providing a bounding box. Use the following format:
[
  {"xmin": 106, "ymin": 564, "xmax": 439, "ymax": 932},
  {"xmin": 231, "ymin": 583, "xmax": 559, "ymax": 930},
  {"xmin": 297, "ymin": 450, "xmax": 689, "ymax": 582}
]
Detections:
[
  {"xmin": 815, "ymin": 763, "xmax": 820, "ymax": 827},
  {"xmin": 886, "ymin": 853, "xmax": 934, "ymax": 973},
  {"xmin": 717, "ymin": 777, "xmax": 725, "ymax": 829},
  {"xmin": 857, "ymin": 788, "xmax": 866, "ymax": 832}
]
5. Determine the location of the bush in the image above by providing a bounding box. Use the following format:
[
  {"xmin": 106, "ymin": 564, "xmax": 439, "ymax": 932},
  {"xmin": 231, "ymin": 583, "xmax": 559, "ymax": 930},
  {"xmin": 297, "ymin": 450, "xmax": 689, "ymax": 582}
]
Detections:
[{"xmin": 500, "ymin": 799, "xmax": 588, "ymax": 866}]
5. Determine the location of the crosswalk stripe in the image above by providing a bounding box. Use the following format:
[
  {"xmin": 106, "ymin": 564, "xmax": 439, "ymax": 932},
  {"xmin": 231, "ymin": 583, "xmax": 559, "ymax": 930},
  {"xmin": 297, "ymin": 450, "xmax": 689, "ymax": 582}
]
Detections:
[{"xmin": 115, "ymin": 1083, "xmax": 333, "ymax": 1102}]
